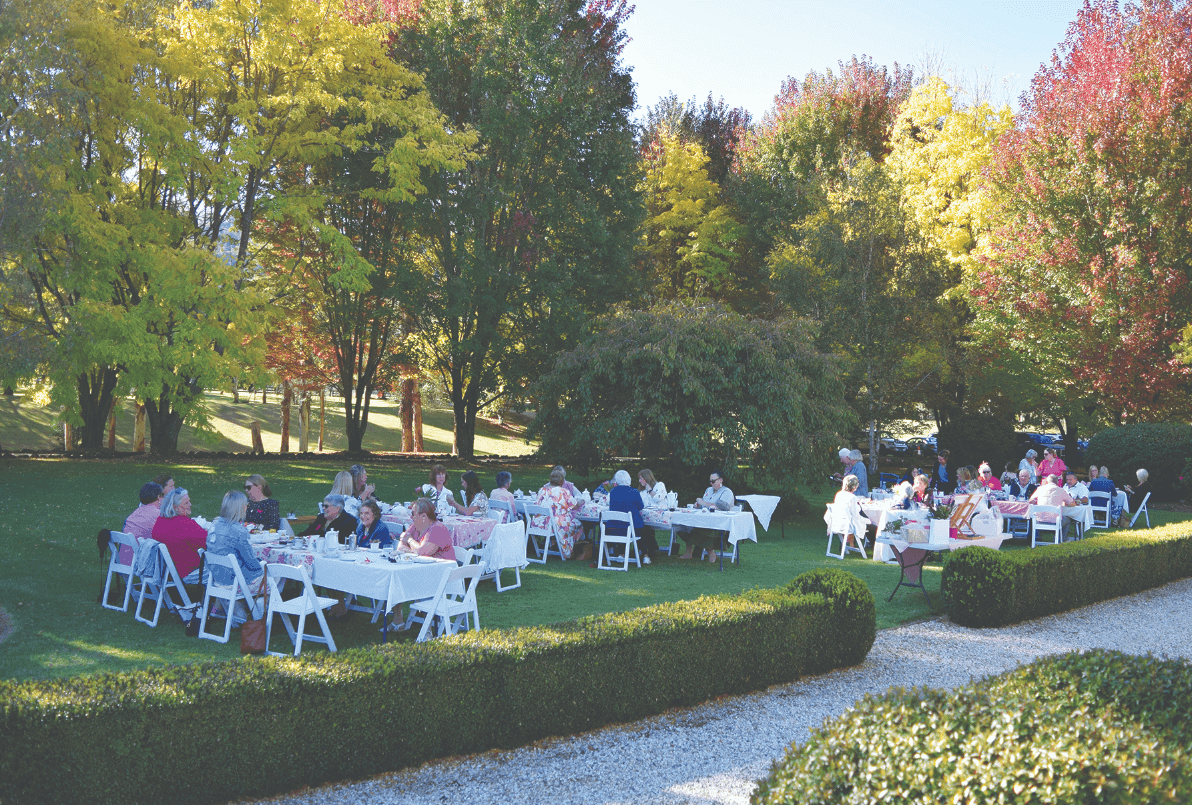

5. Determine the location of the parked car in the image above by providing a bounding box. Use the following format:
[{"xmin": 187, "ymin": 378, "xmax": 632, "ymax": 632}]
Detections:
[
  {"xmin": 878, "ymin": 433, "xmax": 908, "ymax": 454},
  {"xmin": 904, "ymin": 437, "xmax": 935, "ymax": 456}
]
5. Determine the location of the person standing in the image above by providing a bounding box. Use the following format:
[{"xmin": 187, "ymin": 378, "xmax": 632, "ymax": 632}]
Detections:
[{"xmin": 930, "ymin": 450, "xmax": 954, "ymax": 494}]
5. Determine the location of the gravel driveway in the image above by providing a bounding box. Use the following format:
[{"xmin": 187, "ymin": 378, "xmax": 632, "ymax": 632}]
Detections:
[{"xmin": 244, "ymin": 577, "xmax": 1192, "ymax": 805}]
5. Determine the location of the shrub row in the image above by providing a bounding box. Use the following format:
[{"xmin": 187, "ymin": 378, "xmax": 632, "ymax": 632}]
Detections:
[
  {"xmin": 1087, "ymin": 422, "xmax": 1192, "ymax": 501},
  {"xmin": 0, "ymin": 569, "xmax": 875, "ymax": 805},
  {"xmin": 941, "ymin": 523, "xmax": 1192, "ymax": 627},
  {"xmin": 752, "ymin": 649, "xmax": 1192, "ymax": 804}
]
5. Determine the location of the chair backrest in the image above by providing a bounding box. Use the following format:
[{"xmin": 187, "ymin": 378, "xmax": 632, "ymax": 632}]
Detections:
[
  {"xmin": 490, "ymin": 519, "xmax": 525, "ymax": 543},
  {"xmin": 205, "ymin": 550, "xmax": 249, "ymax": 588},
  {"xmin": 1030, "ymin": 505, "xmax": 1062, "ymax": 525},
  {"xmin": 266, "ymin": 561, "xmax": 315, "ymax": 601},
  {"xmin": 448, "ymin": 563, "xmax": 482, "ymax": 604},
  {"xmin": 825, "ymin": 502, "xmax": 857, "ymax": 533},
  {"xmin": 523, "ymin": 504, "xmax": 553, "ymax": 536},
  {"xmin": 108, "ymin": 531, "xmax": 138, "ymax": 565},
  {"xmin": 600, "ymin": 510, "xmax": 631, "ymax": 524},
  {"xmin": 731, "ymin": 504, "xmax": 743, "ymax": 512},
  {"xmin": 489, "ymin": 499, "xmax": 514, "ymax": 518},
  {"xmin": 1137, "ymin": 491, "xmax": 1151, "ymax": 511},
  {"xmin": 1088, "ymin": 491, "xmax": 1111, "ymax": 509},
  {"xmin": 455, "ymin": 546, "xmax": 475, "ymax": 566}
]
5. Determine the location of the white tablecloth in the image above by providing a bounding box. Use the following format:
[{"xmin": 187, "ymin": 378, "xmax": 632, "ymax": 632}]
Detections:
[
  {"xmin": 577, "ymin": 504, "xmax": 759, "ymax": 548},
  {"xmin": 737, "ymin": 495, "xmax": 781, "ymax": 531}
]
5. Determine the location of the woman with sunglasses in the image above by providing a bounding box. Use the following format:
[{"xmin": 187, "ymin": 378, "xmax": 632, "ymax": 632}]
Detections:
[
  {"xmin": 977, "ymin": 463, "xmax": 1003, "ymax": 491},
  {"xmin": 243, "ymin": 474, "xmax": 281, "ymax": 530}
]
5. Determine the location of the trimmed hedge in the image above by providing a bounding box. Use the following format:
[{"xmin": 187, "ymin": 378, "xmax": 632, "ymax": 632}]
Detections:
[
  {"xmin": 942, "ymin": 523, "xmax": 1192, "ymax": 627},
  {"xmin": 0, "ymin": 569, "xmax": 875, "ymax": 805},
  {"xmin": 1086, "ymin": 422, "xmax": 1192, "ymax": 501},
  {"xmin": 752, "ymin": 650, "xmax": 1192, "ymax": 804}
]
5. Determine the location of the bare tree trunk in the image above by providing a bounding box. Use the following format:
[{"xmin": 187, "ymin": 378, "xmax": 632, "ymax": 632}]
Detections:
[
  {"xmin": 298, "ymin": 392, "xmax": 310, "ymax": 452},
  {"xmin": 231, "ymin": 378, "xmax": 239, "ymax": 404},
  {"xmin": 318, "ymin": 389, "xmax": 326, "ymax": 451},
  {"xmin": 133, "ymin": 404, "xmax": 146, "ymax": 453},
  {"xmin": 413, "ymin": 381, "xmax": 424, "ymax": 453},
  {"xmin": 107, "ymin": 397, "xmax": 119, "ymax": 449},
  {"xmin": 251, "ymin": 421, "xmax": 264, "ymax": 454},
  {"xmin": 261, "ymin": 386, "xmax": 267, "ymax": 405},
  {"xmin": 280, "ymin": 381, "xmax": 291, "ymax": 453},
  {"xmin": 401, "ymin": 377, "xmax": 415, "ymax": 452},
  {"xmin": 62, "ymin": 419, "xmax": 72, "ymax": 452}
]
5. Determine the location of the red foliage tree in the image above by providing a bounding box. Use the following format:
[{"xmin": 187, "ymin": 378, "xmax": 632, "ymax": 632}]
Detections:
[{"xmin": 974, "ymin": 0, "xmax": 1192, "ymax": 424}]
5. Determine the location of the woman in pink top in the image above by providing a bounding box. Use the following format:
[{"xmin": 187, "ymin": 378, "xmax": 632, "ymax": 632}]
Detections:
[
  {"xmin": 150, "ymin": 487, "xmax": 208, "ymax": 582},
  {"xmin": 1038, "ymin": 448, "xmax": 1067, "ymax": 481},
  {"xmin": 977, "ymin": 463, "xmax": 1002, "ymax": 491},
  {"xmin": 396, "ymin": 498, "xmax": 456, "ymax": 562}
]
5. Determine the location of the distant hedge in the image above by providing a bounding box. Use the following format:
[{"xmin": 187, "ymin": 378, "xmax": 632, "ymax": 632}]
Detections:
[
  {"xmin": 752, "ymin": 650, "xmax": 1192, "ymax": 804},
  {"xmin": 1086, "ymin": 422, "xmax": 1192, "ymax": 501},
  {"xmin": 0, "ymin": 569, "xmax": 875, "ymax": 805},
  {"xmin": 936, "ymin": 414, "xmax": 1017, "ymax": 477},
  {"xmin": 941, "ymin": 523, "xmax": 1192, "ymax": 627}
]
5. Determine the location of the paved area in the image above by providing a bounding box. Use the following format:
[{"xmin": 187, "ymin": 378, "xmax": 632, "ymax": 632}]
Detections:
[{"xmin": 242, "ymin": 578, "xmax": 1192, "ymax": 805}]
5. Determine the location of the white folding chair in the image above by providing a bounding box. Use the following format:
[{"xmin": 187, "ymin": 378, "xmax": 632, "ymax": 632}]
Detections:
[
  {"xmin": 825, "ymin": 502, "xmax": 867, "ymax": 559},
  {"xmin": 199, "ymin": 552, "xmax": 263, "ymax": 644},
  {"xmin": 102, "ymin": 531, "xmax": 140, "ymax": 613},
  {"xmin": 134, "ymin": 542, "xmax": 194, "ymax": 627},
  {"xmin": 455, "ymin": 546, "xmax": 475, "ymax": 566},
  {"xmin": 264, "ymin": 563, "xmax": 338, "ymax": 656},
  {"xmin": 1129, "ymin": 492, "xmax": 1151, "ymax": 528},
  {"xmin": 597, "ymin": 510, "xmax": 641, "ymax": 571},
  {"xmin": 477, "ymin": 520, "xmax": 528, "ymax": 591},
  {"xmin": 488, "ymin": 499, "xmax": 514, "ymax": 524},
  {"xmin": 406, "ymin": 564, "xmax": 482, "ymax": 641},
  {"xmin": 1029, "ymin": 505, "xmax": 1063, "ymax": 547},
  {"xmin": 1088, "ymin": 491, "xmax": 1112, "ymax": 529},
  {"xmin": 524, "ymin": 503, "xmax": 565, "ymax": 563}
]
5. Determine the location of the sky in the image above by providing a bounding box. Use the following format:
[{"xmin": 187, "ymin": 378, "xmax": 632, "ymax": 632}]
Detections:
[{"xmin": 620, "ymin": 0, "xmax": 1087, "ymax": 121}]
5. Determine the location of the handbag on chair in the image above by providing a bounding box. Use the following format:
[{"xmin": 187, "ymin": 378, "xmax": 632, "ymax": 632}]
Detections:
[{"xmin": 239, "ymin": 568, "xmax": 268, "ymax": 655}]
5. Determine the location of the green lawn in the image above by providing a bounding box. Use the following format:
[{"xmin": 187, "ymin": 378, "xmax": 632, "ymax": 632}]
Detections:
[
  {"xmin": 0, "ymin": 389, "xmax": 536, "ymax": 456},
  {"xmin": 2, "ymin": 457, "xmax": 1187, "ymax": 682}
]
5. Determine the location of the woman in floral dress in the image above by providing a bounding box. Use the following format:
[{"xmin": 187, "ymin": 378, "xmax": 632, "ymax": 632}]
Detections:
[{"xmin": 533, "ymin": 466, "xmax": 583, "ymax": 559}]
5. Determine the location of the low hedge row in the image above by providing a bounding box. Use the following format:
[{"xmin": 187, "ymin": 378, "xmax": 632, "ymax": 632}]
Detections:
[
  {"xmin": 941, "ymin": 523, "xmax": 1192, "ymax": 627},
  {"xmin": 752, "ymin": 649, "xmax": 1192, "ymax": 804},
  {"xmin": 0, "ymin": 569, "xmax": 875, "ymax": 805}
]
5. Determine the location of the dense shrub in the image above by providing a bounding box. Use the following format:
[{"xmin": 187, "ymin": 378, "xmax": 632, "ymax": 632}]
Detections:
[
  {"xmin": 752, "ymin": 650, "xmax": 1192, "ymax": 804},
  {"xmin": 936, "ymin": 414, "xmax": 1017, "ymax": 476},
  {"xmin": 1086, "ymin": 422, "xmax": 1192, "ymax": 501},
  {"xmin": 786, "ymin": 568, "xmax": 875, "ymax": 667},
  {"xmin": 0, "ymin": 569, "xmax": 874, "ymax": 805},
  {"xmin": 942, "ymin": 523, "xmax": 1192, "ymax": 627}
]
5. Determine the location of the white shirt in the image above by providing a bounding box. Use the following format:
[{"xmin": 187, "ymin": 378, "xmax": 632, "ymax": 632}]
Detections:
[
  {"xmin": 1064, "ymin": 481, "xmax": 1089, "ymax": 503},
  {"xmin": 641, "ymin": 481, "xmax": 668, "ymax": 507},
  {"xmin": 418, "ymin": 484, "xmax": 456, "ymax": 516}
]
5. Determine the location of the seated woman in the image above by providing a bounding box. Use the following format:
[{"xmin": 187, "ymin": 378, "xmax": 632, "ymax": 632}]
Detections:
[
  {"xmin": 124, "ymin": 482, "xmax": 164, "ymax": 542},
  {"xmin": 1088, "ymin": 466, "xmax": 1122, "ymax": 524},
  {"xmin": 414, "ymin": 464, "xmax": 455, "ymax": 514},
  {"xmin": 978, "ymin": 463, "xmax": 1003, "ymax": 491},
  {"xmin": 301, "ymin": 494, "xmax": 359, "ymax": 543},
  {"xmin": 1038, "ymin": 448, "xmax": 1066, "ymax": 481},
  {"xmin": 532, "ymin": 466, "xmax": 584, "ymax": 559},
  {"xmin": 1088, "ymin": 465, "xmax": 1100, "ymax": 483},
  {"xmin": 999, "ymin": 462, "xmax": 1018, "ymax": 488},
  {"xmin": 396, "ymin": 498, "xmax": 455, "ymax": 562},
  {"xmin": 607, "ymin": 469, "xmax": 658, "ymax": 562},
  {"xmin": 1122, "ymin": 468, "xmax": 1150, "ymax": 526},
  {"xmin": 450, "ymin": 470, "xmax": 489, "ymax": 517},
  {"xmin": 638, "ymin": 468, "xmax": 668, "ymax": 507},
  {"xmin": 490, "ymin": 471, "xmax": 516, "ymax": 505},
  {"xmin": 243, "ymin": 474, "xmax": 280, "ymax": 530},
  {"xmin": 151, "ymin": 487, "xmax": 208, "ymax": 583},
  {"xmin": 349, "ymin": 463, "xmax": 376, "ymax": 501},
  {"xmin": 322, "ymin": 471, "xmax": 362, "ymax": 518},
  {"xmin": 206, "ymin": 490, "xmax": 265, "ymax": 620},
  {"xmin": 354, "ymin": 499, "xmax": 392, "ymax": 549},
  {"xmin": 889, "ymin": 481, "xmax": 914, "ymax": 510},
  {"xmin": 911, "ymin": 474, "xmax": 932, "ymax": 506}
]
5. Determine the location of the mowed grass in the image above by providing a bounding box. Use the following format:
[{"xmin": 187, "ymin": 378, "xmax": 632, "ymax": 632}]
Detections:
[
  {"xmin": 2, "ymin": 458, "xmax": 1187, "ymax": 683},
  {"xmin": 0, "ymin": 389, "xmax": 535, "ymax": 456}
]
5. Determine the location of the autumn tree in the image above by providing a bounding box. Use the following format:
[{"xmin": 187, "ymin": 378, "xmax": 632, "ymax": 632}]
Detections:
[
  {"xmin": 391, "ymin": 0, "xmax": 642, "ymax": 457},
  {"xmin": 974, "ymin": 0, "xmax": 1192, "ymax": 431}
]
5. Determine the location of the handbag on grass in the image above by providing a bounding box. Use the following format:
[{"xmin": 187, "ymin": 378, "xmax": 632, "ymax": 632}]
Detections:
[{"xmin": 240, "ymin": 568, "xmax": 268, "ymax": 655}]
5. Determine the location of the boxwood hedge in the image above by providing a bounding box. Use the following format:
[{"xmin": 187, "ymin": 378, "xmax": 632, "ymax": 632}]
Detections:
[
  {"xmin": 752, "ymin": 649, "xmax": 1192, "ymax": 804},
  {"xmin": 0, "ymin": 569, "xmax": 875, "ymax": 805},
  {"xmin": 1086, "ymin": 422, "xmax": 1192, "ymax": 501},
  {"xmin": 941, "ymin": 523, "xmax": 1192, "ymax": 627}
]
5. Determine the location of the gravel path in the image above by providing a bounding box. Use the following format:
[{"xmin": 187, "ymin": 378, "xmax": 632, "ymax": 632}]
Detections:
[{"xmin": 246, "ymin": 578, "xmax": 1192, "ymax": 805}]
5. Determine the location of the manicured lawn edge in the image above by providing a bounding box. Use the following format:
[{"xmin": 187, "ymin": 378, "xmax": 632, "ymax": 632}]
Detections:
[
  {"xmin": 0, "ymin": 569, "xmax": 875, "ymax": 805},
  {"xmin": 942, "ymin": 523, "xmax": 1192, "ymax": 627}
]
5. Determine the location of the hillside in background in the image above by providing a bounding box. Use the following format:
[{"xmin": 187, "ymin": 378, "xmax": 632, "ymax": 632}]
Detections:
[{"xmin": 0, "ymin": 390, "xmax": 536, "ymax": 456}]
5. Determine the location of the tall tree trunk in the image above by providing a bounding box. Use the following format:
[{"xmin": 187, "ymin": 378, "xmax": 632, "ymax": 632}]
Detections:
[
  {"xmin": 261, "ymin": 386, "xmax": 267, "ymax": 405},
  {"xmin": 401, "ymin": 377, "xmax": 415, "ymax": 452},
  {"xmin": 231, "ymin": 378, "xmax": 239, "ymax": 404},
  {"xmin": 251, "ymin": 421, "xmax": 264, "ymax": 454},
  {"xmin": 452, "ymin": 392, "xmax": 477, "ymax": 458},
  {"xmin": 318, "ymin": 389, "xmax": 325, "ymax": 451},
  {"xmin": 298, "ymin": 392, "xmax": 310, "ymax": 452},
  {"xmin": 106, "ymin": 397, "xmax": 119, "ymax": 449},
  {"xmin": 133, "ymin": 404, "xmax": 146, "ymax": 452},
  {"xmin": 62, "ymin": 419, "xmax": 72, "ymax": 452},
  {"xmin": 143, "ymin": 395, "xmax": 186, "ymax": 455},
  {"xmin": 280, "ymin": 380, "xmax": 291, "ymax": 453},
  {"xmin": 75, "ymin": 368, "xmax": 118, "ymax": 451},
  {"xmin": 413, "ymin": 382, "xmax": 424, "ymax": 453}
]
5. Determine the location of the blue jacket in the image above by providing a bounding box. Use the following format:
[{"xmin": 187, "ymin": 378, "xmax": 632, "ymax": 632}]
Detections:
[
  {"xmin": 355, "ymin": 518, "xmax": 393, "ymax": 549},
  {"xmin": 606, "ymin": 484, "xmax": 644, "ymax": 536},
  {"xmin": 206, "ymin": 519, "xmax": 263, "ymax": 587}
]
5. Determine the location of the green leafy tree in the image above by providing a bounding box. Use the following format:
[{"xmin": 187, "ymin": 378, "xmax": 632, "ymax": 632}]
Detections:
[
  {"xmin": 531, "ymin": 302, "xmax": 854, "ymax": 485},
  {"xmin": 636, "ymin": 127, "xmax": 743, "ymax": 301},
  {"xmin": 392, "ymin": 0, "xmax": 643, "ymax": 457}
]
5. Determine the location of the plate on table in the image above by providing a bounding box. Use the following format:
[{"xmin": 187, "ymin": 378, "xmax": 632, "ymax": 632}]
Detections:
[
  {"xmin": 408, "ymin": 555, "xmax": 439, "ymax": 564},
  {"xmin": 338, "ymin": 555, "xmax": 358, "ymax": 562}
]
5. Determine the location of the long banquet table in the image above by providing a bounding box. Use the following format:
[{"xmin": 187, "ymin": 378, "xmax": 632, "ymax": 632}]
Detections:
[{"xmin": 571, "ymin": 501, "xmax": 759, "ymax": 556}]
